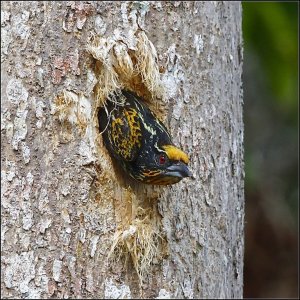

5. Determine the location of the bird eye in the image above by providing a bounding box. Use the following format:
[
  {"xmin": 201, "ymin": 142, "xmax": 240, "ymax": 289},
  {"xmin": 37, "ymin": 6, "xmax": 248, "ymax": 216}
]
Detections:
[{"xmin": 158, "ymin": 154, "xmax": 167, "ymax": 165}]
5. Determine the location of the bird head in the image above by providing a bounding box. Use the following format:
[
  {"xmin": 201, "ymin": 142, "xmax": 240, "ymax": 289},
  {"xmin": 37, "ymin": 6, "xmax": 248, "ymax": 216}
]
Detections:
[{"xmin": 132, "ymin": 144, "xmax": 192, "ymax": 185}]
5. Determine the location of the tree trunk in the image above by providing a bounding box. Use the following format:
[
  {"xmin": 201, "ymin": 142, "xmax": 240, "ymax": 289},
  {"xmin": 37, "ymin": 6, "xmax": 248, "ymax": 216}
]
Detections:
[{"xmin": 1, "ymin": 1, "xmax": 244, "ymax": 299}]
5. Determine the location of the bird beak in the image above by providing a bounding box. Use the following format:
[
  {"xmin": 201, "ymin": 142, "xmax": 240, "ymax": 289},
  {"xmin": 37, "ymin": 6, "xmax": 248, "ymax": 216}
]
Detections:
[{"xmin": 165, "ymin": 162, "xmax": 193, "ymax": 178}]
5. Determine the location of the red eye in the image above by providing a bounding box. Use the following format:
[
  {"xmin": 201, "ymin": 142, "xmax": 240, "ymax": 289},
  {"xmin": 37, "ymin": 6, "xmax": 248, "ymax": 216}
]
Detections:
[{"xmin": 159, "ymin": 154, "xmax": 167, "ymax": 165}]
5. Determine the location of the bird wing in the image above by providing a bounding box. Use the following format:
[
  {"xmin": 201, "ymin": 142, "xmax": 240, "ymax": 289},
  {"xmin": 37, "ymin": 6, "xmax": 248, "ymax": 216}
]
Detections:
[{"xmin": 108, "ymin": 107, "xmax": 142, "ymax": 162}]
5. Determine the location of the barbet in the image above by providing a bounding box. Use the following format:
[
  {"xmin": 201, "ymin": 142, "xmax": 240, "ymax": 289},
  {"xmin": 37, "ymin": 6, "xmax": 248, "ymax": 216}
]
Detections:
[{"xmin": 98, "ymin": 90, "xmax": 192, "ymax": 185}]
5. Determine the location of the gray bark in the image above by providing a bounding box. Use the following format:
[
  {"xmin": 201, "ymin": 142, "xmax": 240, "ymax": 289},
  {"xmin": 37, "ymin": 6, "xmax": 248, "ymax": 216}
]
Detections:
[{"xmin": 1, "ymin": 1, "xmax": 244, "ymax": 299}]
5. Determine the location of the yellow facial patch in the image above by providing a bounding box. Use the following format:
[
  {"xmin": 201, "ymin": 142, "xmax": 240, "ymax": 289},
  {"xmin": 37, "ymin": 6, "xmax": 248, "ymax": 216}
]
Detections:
[
  {"xmin": 142, "ymin": 170, "xmax": 161, "ymax": 177},
  {"xmin": 162, "ymin": 145, "xmax": 189, "ymax": 164}
]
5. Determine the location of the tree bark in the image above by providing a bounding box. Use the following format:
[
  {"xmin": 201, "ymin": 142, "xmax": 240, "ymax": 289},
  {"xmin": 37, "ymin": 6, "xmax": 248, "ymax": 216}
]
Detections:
[{"xmin": 1, "ymin": 1, "xmax": 244, "ymax": 299}]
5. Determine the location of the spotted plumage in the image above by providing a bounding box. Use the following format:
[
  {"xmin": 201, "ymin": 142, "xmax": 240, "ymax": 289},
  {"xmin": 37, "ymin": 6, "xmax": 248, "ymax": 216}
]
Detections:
[{"xmin": 98, "ymin": 90, "xmax": 192, "ymax": 185}]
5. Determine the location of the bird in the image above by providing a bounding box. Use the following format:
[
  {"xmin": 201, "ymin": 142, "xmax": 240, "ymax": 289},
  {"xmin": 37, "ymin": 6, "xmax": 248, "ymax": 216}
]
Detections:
[{"xmin": 98, "ymin": 89, "xmax": 192, "ymax": 185}]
